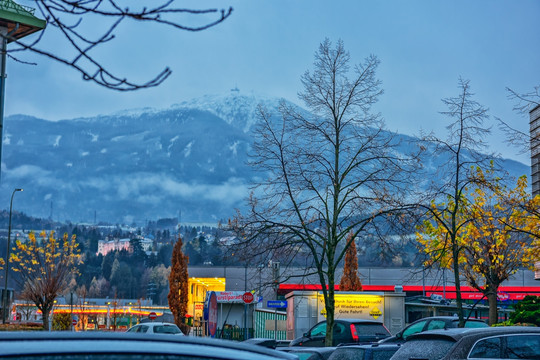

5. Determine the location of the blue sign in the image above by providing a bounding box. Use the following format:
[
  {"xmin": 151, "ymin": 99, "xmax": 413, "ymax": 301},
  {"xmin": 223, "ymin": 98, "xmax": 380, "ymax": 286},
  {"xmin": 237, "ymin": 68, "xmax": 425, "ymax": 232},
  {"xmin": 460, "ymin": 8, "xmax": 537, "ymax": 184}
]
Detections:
[{"xmin": 267, "ymin": 300, "xmax": 287, "ymax": 308}]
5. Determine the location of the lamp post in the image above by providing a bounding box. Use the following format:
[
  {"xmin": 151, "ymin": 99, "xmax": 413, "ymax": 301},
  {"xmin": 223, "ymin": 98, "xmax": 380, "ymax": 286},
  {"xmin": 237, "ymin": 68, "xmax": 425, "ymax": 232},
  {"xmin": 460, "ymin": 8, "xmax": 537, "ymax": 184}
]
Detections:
[
  {"xmin": 0, "ymin": 2, "xmax": 46, "ymax": 181},
  {"xmin": 2, "ymin": 187, "xmax": 22, "ymax": 324}
]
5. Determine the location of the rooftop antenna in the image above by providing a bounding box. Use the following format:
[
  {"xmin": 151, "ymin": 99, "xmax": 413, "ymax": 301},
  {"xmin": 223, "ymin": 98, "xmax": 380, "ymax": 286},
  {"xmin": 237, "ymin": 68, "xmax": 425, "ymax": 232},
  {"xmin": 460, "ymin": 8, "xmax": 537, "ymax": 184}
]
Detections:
[{"xmin": 230, "ymin": 85, "xmax": 239, "ymax": 94}]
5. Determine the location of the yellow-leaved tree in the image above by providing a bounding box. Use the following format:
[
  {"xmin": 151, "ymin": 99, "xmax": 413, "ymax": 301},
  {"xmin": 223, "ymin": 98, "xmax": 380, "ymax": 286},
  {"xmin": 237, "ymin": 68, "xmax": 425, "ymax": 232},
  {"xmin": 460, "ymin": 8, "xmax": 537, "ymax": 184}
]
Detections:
[
  {"xmin": 460, "ymin": 167, "xmax": 535, "ymax": 325},
  {"xmin": 9, "ymin": 231, "xmax": 81, "ymax": 330}
]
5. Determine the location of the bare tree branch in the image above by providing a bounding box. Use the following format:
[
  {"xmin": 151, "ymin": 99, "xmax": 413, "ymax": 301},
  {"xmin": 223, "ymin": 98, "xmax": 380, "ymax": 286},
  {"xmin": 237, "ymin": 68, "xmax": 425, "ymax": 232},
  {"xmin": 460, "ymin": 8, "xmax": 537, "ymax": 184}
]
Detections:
[{"xmin": 3, "ymin": 1, "xmax": 233, "ymax": 90}]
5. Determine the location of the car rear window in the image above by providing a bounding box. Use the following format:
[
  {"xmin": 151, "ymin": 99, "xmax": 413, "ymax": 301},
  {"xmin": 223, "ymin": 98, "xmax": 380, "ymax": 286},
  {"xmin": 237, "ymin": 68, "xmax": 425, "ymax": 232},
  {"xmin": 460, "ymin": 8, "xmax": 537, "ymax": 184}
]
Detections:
[
  {"xmin": 391, "ymin": 338, "xmax": 456, "ymax": 360},
  {"xmin": 153, "ymin": 325, "xmax": 182, "ymax": 334},
  {"xmin": 354, "ymin": 323, "xmax": 390, "ymax": 337},
  {"xmin": 373, "ymin": 347, "xmax": 400, "ymax": 360},
  {"xmin": 328, "ymin": 348, "xmax": 366, "ymax": 360}
]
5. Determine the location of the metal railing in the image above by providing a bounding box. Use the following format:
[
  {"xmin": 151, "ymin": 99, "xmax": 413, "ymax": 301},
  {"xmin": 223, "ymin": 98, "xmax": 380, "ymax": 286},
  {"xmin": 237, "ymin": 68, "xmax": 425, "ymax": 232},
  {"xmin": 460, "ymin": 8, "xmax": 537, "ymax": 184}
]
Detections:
[{"xmin": 0, "ymin": 0, "xmax": 36, "ymax": 15}]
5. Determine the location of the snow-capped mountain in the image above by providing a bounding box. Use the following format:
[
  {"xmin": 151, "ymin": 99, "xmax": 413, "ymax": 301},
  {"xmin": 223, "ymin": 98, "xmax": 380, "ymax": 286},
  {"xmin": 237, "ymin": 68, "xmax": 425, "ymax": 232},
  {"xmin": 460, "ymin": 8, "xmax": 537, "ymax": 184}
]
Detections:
[{"xmin": 0, "ymin": 92, "xmax": 530, "ymax": 225}]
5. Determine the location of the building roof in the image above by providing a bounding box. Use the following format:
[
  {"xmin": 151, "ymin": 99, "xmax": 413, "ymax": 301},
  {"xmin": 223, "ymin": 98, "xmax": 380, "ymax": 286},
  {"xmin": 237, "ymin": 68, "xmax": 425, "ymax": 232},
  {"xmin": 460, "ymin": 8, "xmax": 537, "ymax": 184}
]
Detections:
[{"xmin": 0, "ymin": 0, "xmax": 46, "ymax": 42}]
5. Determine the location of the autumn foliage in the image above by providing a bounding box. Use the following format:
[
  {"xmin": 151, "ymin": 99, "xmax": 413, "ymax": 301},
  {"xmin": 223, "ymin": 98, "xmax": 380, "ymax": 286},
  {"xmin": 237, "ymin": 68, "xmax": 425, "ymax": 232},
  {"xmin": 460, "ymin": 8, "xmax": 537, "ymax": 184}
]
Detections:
[
  {"xmin": 9, "ymin": 231, "xmax": 81, "ymax": 330},
  {"xmin": 418, "ymin": 166, "xmax": 537, "ymax": 325},
  {"xmin": 168, "ymin": 235, "xmax": 189, "ymax": 333},
  {"xmin": 340, "ymin": 232, "xmax": 363, "ymax": 291}
]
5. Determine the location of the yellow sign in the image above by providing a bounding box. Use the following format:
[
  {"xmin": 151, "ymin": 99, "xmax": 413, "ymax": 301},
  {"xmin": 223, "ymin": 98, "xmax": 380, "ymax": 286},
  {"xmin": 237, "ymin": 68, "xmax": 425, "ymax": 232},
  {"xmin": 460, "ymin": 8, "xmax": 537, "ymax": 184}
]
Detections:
[
  {"xmin": 370, "ymin": 307, "xmax": 382, "ymax": 319},
  {"xmin": 317, "ymin": 293, "xmax": 384, "ymax": 321}
]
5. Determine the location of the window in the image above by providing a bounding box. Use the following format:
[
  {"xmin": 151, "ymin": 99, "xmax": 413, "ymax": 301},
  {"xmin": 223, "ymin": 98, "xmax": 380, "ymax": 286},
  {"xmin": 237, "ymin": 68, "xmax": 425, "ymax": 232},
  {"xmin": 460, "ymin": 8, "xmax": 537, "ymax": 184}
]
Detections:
[
  {"xmin": 391, "ymin": 339, "xmax": 455, "ymax": 360},
  {"xmin": 139, "ymin": 325, "xmax": 149, "ymax": 333},
  {"xmin": 310, "ymin": 323, "xmax": 327, "ymax": 337},
  {"xmin": 427, "ymin": 320, "xmax": 446, "ymax": 331},
  {"xmin": 469, "ymin": 337, "xmax": 502, "ymax": 358},
  {"xmin": 464, "ymin": 321, "xmax": 488, "ymax": 328},
  {"xmin": 153, "ymin": 325, "xmax": 182, "ymax": 335},
  {"xmin": 126, "ymin": 325, "xmax": 139, "ymax": 333},
  {"xmin": 506, "ymin": 334, "xmax": 540, "ymax": 359},
  {"xmin": 334, "ymin": 323, "xmax": 346, "ymax": 334},
  {"xmin": 402, "ymin": 321, "xmax": 427, "ymax": 339}
]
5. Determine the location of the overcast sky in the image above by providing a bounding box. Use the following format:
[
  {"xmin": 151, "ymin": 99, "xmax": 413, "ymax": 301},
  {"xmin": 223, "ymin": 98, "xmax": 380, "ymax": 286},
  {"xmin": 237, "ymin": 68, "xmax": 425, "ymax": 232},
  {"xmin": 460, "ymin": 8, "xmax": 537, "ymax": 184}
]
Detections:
[{"xmin": 6, "ymin": 0, "xmax": 540, "ymax": 164}]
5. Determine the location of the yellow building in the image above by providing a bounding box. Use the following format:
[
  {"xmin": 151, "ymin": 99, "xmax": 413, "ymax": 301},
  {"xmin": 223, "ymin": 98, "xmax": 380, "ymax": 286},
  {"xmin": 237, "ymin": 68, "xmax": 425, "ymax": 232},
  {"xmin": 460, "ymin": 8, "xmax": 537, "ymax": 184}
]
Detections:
[{"xmin": 187, "ymin": 277, "xmax": 225, "ymax": 323}]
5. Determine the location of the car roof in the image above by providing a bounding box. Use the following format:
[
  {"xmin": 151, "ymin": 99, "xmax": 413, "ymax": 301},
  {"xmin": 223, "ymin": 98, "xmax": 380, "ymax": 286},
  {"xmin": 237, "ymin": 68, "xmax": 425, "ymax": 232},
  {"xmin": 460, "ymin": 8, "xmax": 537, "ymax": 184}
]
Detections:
[
  {"xmin": 417, "ymin": 316, "xmax": 484, "ymax": 321},
  {"xmin": 0, "ymin": 332, "xmax": 297, "ymax": 360},
  {"xmin": 285, "ymin": 346, "xmax": 337, "ymax": 353},
  {"xmin": 333, "ymin": 319, "xmax": 384, "ymax": 324},
  {"xmin": 337, "ymin": 343, "xmax": 401, "ymax": 349},
  {"xmin": 407, "ymin": 326, "xmax": 540, "ymax": 342}
]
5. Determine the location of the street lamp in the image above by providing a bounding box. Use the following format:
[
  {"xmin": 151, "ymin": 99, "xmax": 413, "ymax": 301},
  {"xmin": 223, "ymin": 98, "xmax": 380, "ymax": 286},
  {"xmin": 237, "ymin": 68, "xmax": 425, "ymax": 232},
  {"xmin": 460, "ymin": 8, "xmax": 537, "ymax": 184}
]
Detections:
[{"xmin": 2, "ymin": 187, "xmax": 22, "ymax": 323}]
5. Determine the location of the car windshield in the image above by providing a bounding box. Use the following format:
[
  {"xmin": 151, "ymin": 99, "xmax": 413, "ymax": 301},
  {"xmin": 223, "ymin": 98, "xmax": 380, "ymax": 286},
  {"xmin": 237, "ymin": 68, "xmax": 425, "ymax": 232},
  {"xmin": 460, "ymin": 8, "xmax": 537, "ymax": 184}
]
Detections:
[
  {"xmin": 153, "ymin": 325, "xmax": 182, "ymax": 334},
  {"xmin": 391, "ymin": 338, "xmax": 456, "ymax": 360},
  {"xmin": 463, "ymin": 321, "xmax": 488, "ymax": 328}
]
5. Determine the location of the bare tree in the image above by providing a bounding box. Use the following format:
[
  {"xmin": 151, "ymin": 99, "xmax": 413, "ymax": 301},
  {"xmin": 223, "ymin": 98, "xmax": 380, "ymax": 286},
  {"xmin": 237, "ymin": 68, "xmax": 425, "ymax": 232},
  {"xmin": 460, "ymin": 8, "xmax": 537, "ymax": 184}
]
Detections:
[
  {"xmin": 498, "ymin": 85, "xmax": 540, "ymax": 152},
  {"xmin": 233, "ymin": 39, "xmax": 417, "ymax": 346},
  {"xmin": 5, "ymin": 1, "xmax": 233, "ymax": 90},
  {"xmin": 417, "ymin": 78, "xmax": 492, "ymax": 327}
]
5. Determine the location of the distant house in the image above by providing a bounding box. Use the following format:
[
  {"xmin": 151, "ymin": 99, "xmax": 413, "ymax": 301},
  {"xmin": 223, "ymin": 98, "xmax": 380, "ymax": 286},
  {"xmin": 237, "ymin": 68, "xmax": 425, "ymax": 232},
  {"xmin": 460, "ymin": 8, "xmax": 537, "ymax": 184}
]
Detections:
[
  {"xmin": 96, "ymin": 238, "xmax": 131, "ymax": 256},
  {"xmin": 96, "ymin": 236, "xmax": 154, "ymax": 256}
]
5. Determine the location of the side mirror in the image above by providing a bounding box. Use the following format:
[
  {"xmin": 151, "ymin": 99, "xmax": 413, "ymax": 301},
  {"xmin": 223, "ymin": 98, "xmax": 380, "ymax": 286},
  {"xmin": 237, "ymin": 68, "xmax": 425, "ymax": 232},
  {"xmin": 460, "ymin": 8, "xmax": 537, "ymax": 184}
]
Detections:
[
  {"xmin": 395, "ymin": 332, "xmax": 402, "ymax": 339},
  {"xmin": 303, "ymin": 332, "xmax": 309, "ymax": 337}
]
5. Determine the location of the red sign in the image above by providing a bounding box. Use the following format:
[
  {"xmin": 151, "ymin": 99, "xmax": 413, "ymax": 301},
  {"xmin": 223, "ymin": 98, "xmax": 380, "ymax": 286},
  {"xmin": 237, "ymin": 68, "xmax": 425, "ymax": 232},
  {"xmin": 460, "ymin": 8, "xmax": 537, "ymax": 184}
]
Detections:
[
  {"xmin": 208, "ymin": 292, "xmax": 218, "ymax": 337},
  {"xmin": 148, "ymin": 312, "xmax": 157, "ymax": 320},
  {"xmin": 72, "ymin": 319, "xmax": 77, "ymax": 326},
  {"xmin": 242, "ymin": 292, "xmax": 254, "ymax": 304}
]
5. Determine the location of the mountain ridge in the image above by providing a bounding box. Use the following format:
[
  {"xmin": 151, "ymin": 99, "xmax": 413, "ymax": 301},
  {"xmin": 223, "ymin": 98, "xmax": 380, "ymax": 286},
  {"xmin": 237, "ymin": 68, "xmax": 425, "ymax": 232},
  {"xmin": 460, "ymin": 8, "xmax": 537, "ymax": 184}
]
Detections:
[{"xmin": 0, "ymin": 93, "xmax": 529, "ymax": 225}]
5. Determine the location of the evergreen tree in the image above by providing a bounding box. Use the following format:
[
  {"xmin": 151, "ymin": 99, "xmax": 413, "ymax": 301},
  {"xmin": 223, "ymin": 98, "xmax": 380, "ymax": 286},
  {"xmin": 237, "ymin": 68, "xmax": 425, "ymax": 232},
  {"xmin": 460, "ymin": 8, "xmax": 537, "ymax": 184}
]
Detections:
[
  {"xmin": 168, "ymin": 235, "xmax": 189, "ymax": 333},
  {"xmin": 339, "ymin": 232, "xmax": 363, "ymax": 291}
]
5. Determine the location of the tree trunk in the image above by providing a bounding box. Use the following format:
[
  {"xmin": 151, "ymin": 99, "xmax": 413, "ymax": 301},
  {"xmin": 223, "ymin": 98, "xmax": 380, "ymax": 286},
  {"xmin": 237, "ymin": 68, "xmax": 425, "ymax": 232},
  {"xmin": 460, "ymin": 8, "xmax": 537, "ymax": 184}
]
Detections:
[
  {"xmin": 324, "ymin": 290, "xmax": 335, "ymax": 347},
  {"xmin": 451, "ymin": 240, "xmax": 465, "ymax": 327},
  {"xmin": 42, "ymin": 308, "xmax": 50, "ymax": 331},
  {"xmin": 486, "ymin": 287, "xmax": 499, "ymax": 326}
]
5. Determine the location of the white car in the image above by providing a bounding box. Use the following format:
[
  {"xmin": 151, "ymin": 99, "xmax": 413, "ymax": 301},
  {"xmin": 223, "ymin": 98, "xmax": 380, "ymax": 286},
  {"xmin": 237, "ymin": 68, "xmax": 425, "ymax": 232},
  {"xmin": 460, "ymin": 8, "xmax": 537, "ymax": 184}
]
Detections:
[{"xmin": 126, "ymin": 321, "xmax": 185, "ymax": 335}]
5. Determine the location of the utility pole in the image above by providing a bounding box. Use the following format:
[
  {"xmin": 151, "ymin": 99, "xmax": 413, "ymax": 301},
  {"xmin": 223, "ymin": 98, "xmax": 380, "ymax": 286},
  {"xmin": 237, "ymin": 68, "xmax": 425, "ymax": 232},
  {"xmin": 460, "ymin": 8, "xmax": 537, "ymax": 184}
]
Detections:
[{"xmin": 272, "ymin": 261, "xmax": 280, "ymax": 340}]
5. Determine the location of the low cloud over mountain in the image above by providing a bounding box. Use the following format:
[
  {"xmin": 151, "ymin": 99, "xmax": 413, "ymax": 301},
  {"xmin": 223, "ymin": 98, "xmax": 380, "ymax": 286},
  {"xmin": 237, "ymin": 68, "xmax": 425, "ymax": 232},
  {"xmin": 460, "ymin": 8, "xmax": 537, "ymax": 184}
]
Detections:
[{"xmin": 1, "ymin": 92, "xmax": 529, "ymax": 225}]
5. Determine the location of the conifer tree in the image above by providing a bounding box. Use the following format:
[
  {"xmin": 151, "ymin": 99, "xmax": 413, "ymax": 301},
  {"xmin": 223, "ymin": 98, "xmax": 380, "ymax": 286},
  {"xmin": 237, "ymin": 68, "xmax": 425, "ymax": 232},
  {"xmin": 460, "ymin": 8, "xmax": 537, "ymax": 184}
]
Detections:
[
  {"xmin": 168, "ymin": 235, "xmax": 189, "ymax": 332},
  {"xmin": 339, "ymin": 232, "xmax": 363, "ymax": 291}
]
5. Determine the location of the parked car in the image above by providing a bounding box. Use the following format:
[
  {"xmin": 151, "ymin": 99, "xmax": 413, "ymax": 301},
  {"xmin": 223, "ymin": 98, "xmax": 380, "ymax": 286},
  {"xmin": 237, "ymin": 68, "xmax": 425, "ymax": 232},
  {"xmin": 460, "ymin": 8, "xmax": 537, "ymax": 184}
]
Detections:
[
  {"xmin": 0, "ymin": 332, "xmax": 299, "ymax": 360},
  {"xmin": 389, "ymin": 326, "xmax": 540, "ymax": 360},
  {"xmin": 328, "ymin": 343, "xmax": 400, "ymax": 360},
  {"xmin": 290, "ymin": 319, "xmax": 391, "ymax": 347},
  {"xmin": 243, "ymin": 338, "xmax": 279, "ymax": 349},
  {"xmin": 280, "ymin": 346, "xmax": 336, "ymax": 360},
  {"xmin": 379, "ymin": 316, "xmax": 488, "ymax": 344},
  {"xmin": 126, "ymin": 322, "xmax": 185, "ymax": 335}
]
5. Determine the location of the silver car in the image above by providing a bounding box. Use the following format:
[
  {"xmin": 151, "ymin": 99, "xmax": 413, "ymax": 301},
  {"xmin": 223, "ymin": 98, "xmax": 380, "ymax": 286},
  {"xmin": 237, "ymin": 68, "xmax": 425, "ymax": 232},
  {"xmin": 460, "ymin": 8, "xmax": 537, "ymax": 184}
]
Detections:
[{"xmin": 127, "ymin": 322, "xmax": 185, "ymax": 335}]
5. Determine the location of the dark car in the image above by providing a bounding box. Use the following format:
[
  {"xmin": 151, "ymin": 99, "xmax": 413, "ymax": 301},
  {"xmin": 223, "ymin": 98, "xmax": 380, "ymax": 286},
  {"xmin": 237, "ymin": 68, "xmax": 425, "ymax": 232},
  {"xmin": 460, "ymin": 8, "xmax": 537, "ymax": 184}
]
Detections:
[
  {"xmin": 389, "ymin": 326, "xmax": 540, "ymax": 360},
  {"xmin": 380, "ymin": 316, "xmax": 488, "ymax": 344},
  {"xmin": 328, "ymin": 343, "xmax": 400, "ymax": 360},
  {"xmin": 0, "ymin": 331, "xmax": 299, "ymax": 360},
  {"xmin": 280, "ymin": 346, "xmax": 337, "ymax": 360},
  {"xmin": 290, "ymin": 319, "xmax": 391, "ymax": 347},
  {"xmin": 242, "ymin": 338, "xmax": 279, "ymax": 349}
]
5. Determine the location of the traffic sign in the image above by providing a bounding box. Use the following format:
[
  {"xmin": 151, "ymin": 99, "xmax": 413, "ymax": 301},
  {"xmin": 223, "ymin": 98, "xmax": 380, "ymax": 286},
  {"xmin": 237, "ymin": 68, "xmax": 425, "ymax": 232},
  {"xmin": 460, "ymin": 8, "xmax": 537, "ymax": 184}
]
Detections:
[
  {"xmin": 208, "ymin": 292, "xmax": 218, "ymax": 337},
  {"xmin": 72, "ymin": 319, "xmax": 77, "ymax": 326},
  {"xmin": 267, "ymin": 300, "xmax": 287, "ymax": 308},
  {"xmin": 148, "ymin": 312, "xmax": 157, "ymax": 320},
  {"xmin": 242, "ymin": 292, "xmax": 254, "ymax": 304}
]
